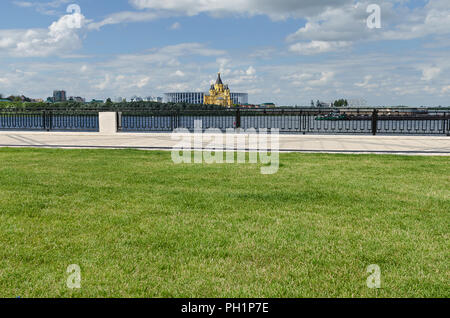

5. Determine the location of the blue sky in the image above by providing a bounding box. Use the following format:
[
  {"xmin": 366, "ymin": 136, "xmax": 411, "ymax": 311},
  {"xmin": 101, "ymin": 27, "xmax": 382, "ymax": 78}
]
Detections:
[{"xmin": 0, "ymin": 0, "xmax": 449, "ymax": 106}]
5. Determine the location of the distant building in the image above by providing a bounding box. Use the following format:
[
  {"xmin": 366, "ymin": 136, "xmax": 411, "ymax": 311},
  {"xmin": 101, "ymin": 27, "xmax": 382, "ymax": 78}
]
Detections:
[
  {"xmin": 53, "ymin": 90, "xmax": 67, "ymax": 102},
  {"xmin": 165, "ymin": 73, "xmax": 248, "ymax": 106},
  {"xmin": 90, "ymin": 99, "xmax": 104, "ymax": 103},
  {"xmin": 347, "ymin": 99, "xmax": 368, "ymax": 107},
  {"xmin": 130, "ymin": 96, "xmax": 145, "ymax": 102},
  {"xmin": 164, "ymin": 92, "xmax": 205, "ymax": 104},
  {"xmin": 316, "ymin": 100, "xmax": 332, "ymax": 108},
  {"xmin": 30, "ymin": 98, "xmax": 44, "ymax": 103},
  {"xmin": 145, "ymin": 96, "xmax": 163, "ymax": 103},
  {"xmin": 164, "ymin": 92, "xmax": 248, "ymax": 105},
  {"xmin": 68, "ymin": 96, "xmax": 85, "ymax": 103},
  {"xmin": 204, "ymin": 73, "xmax": 233, "ymax": 107}
]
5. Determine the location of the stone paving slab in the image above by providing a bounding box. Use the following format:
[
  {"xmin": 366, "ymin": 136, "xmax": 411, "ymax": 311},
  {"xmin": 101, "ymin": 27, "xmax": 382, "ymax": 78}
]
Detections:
[{"xmin": 0, "ymin": 131, "xmax": 449, "ymax": 156}]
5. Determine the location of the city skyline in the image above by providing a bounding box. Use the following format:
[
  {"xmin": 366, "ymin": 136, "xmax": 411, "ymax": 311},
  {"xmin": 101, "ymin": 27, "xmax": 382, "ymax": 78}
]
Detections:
[{"xmin": 0, "ymin": 0, "xmax": 449, "ymax": 106}]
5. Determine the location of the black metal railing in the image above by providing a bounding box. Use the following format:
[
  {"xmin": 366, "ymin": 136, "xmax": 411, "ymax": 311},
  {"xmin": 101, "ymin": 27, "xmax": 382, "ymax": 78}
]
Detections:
[
  {"xmin": 119, "ymin": 109, "xmax": 237, "ymax": 132},
  {"xmin": 0, "ymin": 109, "xmax": 99, "ymax": 132},
  {"xmin": 0, "ymin": 108, "xmax": 448, "ymax": 135},
  {"xmin": 119, "ymin": 108, "xmax": 450, "ymax": 135}
]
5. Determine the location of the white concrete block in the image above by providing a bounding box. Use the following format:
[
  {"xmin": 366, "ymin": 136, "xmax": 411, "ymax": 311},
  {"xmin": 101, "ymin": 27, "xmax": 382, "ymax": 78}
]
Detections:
[{"xmin": 99, "ymin": 112, "xmax": 117, "ymax": 134}]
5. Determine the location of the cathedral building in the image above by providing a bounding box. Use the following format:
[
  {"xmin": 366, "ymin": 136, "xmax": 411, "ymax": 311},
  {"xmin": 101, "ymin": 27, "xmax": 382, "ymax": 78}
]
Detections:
[
  {"xmin": 164, "ymin": 73, "xmax": 248, "ymax": 105},
  {"xmin": 204, "ymin": 73, "xmax": 233, "ymax": 107}
]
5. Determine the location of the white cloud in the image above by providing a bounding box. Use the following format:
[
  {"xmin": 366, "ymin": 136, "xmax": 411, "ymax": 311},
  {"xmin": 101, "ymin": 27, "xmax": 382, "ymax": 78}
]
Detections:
[
  {"xmin": 246, "ymin": 66, "xmax": 256, "ymax": 76},
  {"xmin": 170, "ymin": 22, "xmax": 181, "ymax": 30},
  {"xmin": 421, "ymin": 67, "xmax": 441, "ymax": 81},
  {"xmin": 173, "ymin": 70, "xmax": 185, "ymax": 77},
  {"xmin": 383, "ymin": 0, "xmax": 450, "ymax": 40},
  {"xmin": 129, "ymin": 0, "xmax": 353, "ymax": 20},
  {"xmin": 286, "ymin": 0, "xmax": 450, "ymax": 56},
  {"xmin": 13, "ymin": 1, "xmax": 33, "ymax": 8},
  {"xmin": 289, "ymin": 41, "xmax": 351, "ymax": 55},
  {"xmin": 95, "ymin": 74, "xmax": 110, "ymax": 90},
  {"xmin": 0, "ymin": 12, "xmax": 86, "ymax": 57},
  {"xmin": 355, "ymin": 75, "xmax": 379, "ymax": 90},
  {"xmin": 2, "ymin": 48, "xmax": 449, "ymax": 105},
  {"xmin": 135, "ymin": 76, "xmax": 150, "ymax": 88},
  {"xmin": 308, "ymin": 71, "xmax": 334, "ymax": 86},
  {"xmin": 441, "ymin": 85, "xmax": 450, "ymax": 94},
  {"xmin": 286, "ymin": 2, "xmax": 377, "ymax": 43},
  {"xmin": 2, "ymin": 1, "xmax": 450, "ymax": 106},
  {"xmin": 355, "ymin": 75, "xmax": 372, "ymax": 87},
  {"xmin": 88, "ymin": 11, "xmax": 160, "ymax": 30},
  {"xmin": 13, "ymin": 0, "xmax": 73, "ymax": 16},
  {"xmin": 285, "ymin": 1, "xmax": 400, "ymax": 55}
]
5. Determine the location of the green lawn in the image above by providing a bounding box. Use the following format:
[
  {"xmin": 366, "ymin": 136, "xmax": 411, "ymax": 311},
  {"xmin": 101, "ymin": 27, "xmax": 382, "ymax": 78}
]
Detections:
[{"xmin": 0, "ymin": 148, "xmax": 448, "ymax": 298}]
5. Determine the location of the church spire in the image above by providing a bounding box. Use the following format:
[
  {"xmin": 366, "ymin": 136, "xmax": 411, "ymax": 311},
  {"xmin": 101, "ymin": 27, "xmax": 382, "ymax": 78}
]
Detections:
[{"xmin": 215, "ymin": 72, "xmax": 223, "ymax": 85}]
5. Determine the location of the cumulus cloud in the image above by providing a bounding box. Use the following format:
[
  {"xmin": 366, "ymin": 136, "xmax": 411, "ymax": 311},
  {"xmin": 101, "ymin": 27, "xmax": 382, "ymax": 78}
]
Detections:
[
  {"xmin": 13, "ymin": 0, "xmax": 73, "ymax": 16},
  {"xmin": 2, "ymin": 48, "xmax": 449, "ymax": 105},
  {"xmin": 286, "ymin": 2, "xmax": 378, "ymax": 43},
  {"xmin": 87, "ymin": 11, "xmax": 160, "ymax": 30},
  {"xmin": 86, "ymin": 0, "xmax": 353, "ymax": 30},
  {"xmin": 246, "ymin": 66, "xmax": 256, "ymax": 76},
  {"xmin": 383, "ymin": 0, "xmax": 450, "ymax": 40},
  {"xmin": 441, "ymin": 85, "xmax": 450, "ymax": 94},
  {"xmin": 309, "ymin": 71, "xmax": 334, "ymax": 86},
  {"xmin": 287, "ymin": 0, "xmax": 450, "ymax": 55},
  {"xmin": 0, "ymin": 11, "xmax": 86, "ymax": 57},
  {"xmin": 173, "ymin": 70, "xmax": 185, "ymax": 77},
  {"xmin": 354, "ymin": 75, "xmax": 379, "ymax": 90},
  {"xmin": 289, "ymin": 41, "xmax": 351, "ymax": 55},
  {"xmin": 286, "ymin": 1, "xmax": 399, "ymax": 55},
  {"xmin": 2, "ymin": 0, "xmax": 450, "ymax": 106},
  {"xmin": 421, "ymin": 67, "xmax": 441, "ymax": 81},
  {"xmin": 129, "ymin": 0, "xmax": 353, "ymax": 20},
  {"xmin": 13, "ymin": 1, "xmax": 33, "ymax": 8}
]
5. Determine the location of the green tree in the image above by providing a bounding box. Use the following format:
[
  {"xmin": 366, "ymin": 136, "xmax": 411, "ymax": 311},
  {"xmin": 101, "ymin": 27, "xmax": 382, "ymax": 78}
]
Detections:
[{"xmin": 333, "ymin": 99, "xmax": 348, "ymax": 107}]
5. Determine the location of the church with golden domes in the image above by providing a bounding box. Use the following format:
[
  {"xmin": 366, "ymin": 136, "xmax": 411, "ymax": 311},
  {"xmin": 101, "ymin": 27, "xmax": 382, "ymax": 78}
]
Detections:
[{"xmin": 204, "ymin": 73, "xmax": 233, "ymax": 107}]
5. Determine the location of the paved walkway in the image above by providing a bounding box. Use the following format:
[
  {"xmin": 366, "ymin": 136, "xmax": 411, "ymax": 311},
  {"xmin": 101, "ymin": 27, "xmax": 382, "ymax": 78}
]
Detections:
[{"xmin": 0, "ymin": 131, "xmax": 449, "ymax": 155}]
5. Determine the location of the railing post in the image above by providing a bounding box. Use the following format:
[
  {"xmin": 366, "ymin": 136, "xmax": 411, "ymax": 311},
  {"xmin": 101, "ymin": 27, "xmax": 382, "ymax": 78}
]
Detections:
[
  {"xmin": 170, "ymin": 110, "xmax": 178, "ymax": 131},
  {"xmin": 117, "ymin": 112, "xmax": 122, "ymax": 132},
  {"xmin": 371, "ymin": 109, "xmax": 378, "ymax": 136},
  {"xmin": 446, "ymin": 113, "xmax": 450, "ymax": 136},
  {"xmin": 48, "ymin": 110, "xmax": 52, "ymax": 131},
  {"xmin": 42, "ymin": 110, "xmax": 46, "ymax": 131},
  {"xmin": 42, "ymin": 109, "xmax": 51, "ymax": 131},
  {"xmin": 445, "ymin": 112, "xmax": 448, "ymax": 136},
  {"xmin": 236, "ymin": 108, "xmax": 241, "ymax": 129}
]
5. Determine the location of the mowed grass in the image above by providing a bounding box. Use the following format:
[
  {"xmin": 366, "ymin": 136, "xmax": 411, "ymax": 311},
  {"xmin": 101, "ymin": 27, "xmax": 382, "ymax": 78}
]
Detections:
[{"xmin": 0, "ymin": 148, "xmax": 448, "ymax": 298}]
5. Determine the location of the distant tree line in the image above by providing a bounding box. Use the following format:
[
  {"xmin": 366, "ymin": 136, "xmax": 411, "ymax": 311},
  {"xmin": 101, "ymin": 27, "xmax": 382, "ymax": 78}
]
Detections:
[
  {"xmin": 0, "ymin": 94, "xmax": 34, "ymax": 102},
  {"xmin": 0, "ymin": 99, "xmax": 234, "ymax": 111}
]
